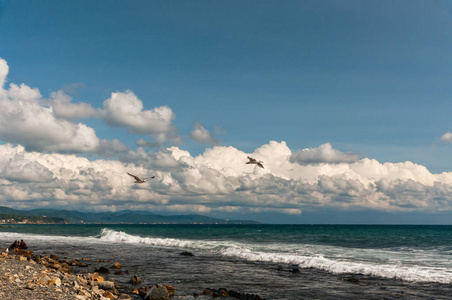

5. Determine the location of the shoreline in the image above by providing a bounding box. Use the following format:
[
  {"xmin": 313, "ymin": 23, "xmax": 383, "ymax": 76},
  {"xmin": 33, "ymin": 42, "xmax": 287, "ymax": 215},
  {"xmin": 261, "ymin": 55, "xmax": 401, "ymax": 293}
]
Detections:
[
  {"xmin": 0, "ymin": 248, "xmax": 264, "ymax": 300},
  {"xmin": 1, "ymin": 225, "xmax": 452, "ymax": 299}
]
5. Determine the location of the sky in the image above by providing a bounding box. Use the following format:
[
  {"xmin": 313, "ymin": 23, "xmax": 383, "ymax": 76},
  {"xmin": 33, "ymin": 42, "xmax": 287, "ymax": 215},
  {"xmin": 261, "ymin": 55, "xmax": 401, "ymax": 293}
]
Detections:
[{"xmin": 0, "ymin": 0, "xmax": 452, "ymax": 224}]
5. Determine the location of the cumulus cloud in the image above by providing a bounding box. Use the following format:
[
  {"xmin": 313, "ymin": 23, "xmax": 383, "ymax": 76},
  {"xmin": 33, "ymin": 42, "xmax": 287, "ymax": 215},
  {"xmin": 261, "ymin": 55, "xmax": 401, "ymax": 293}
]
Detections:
[
  {"xmin": 102, "ymin": 90, "xmax": 179, "ymax": 144},
  {"xmin": 440, "ymin": 132, "xmax": 452, "ymax": 143},
  {"xmin": 0, "ymin": 82, "xmax": 100, "ymax": 153},
  {"xmin": 0, "ymin": 141, "xmax": 451, "ymax": 215},
  {"xmin": 0, "ymin": 57, "xmax": 8, "ymax": 88},
  {"xmin": 290, "ymin": 143, "xmax": 360, "ymax": 165},
  {"xmin": 46, "ymin": 90, "xmax": 98, "ymax": 121},
  {"xmin": 189, "ymin": 122, "xmax": 219, "ymax": 145},
  {"xmin": 0, "ymin": 57, "xmax": 129, "ymax": 156}
]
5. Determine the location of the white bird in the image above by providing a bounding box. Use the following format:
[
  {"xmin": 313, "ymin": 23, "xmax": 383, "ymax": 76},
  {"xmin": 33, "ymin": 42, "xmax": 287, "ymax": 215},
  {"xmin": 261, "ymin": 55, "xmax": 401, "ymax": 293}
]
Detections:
[
  {"xmin": 127, "ymin": 172, "xmax": 155, "ymax": 183},
  {"xmin": 246, "ymin": 156, "xmax": 264, "ymax": 168}
]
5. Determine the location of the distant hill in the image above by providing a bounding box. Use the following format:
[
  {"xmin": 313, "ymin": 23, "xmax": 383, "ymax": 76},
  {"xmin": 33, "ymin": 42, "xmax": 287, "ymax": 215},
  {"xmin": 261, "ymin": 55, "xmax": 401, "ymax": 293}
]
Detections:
[{"xmin": 0, "ymin": 206, "xmax": 259, "ymax": 224}]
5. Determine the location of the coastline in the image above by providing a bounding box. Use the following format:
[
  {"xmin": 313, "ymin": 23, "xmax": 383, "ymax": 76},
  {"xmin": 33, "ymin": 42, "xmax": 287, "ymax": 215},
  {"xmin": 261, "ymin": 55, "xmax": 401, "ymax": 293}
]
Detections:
[
  {"xmin": 0, "ymin": 248, "xmax": 263, "ymax": 300},
  {"xmin": 1, "ymin": 225, "xmax": 452, "ymax": 299}
]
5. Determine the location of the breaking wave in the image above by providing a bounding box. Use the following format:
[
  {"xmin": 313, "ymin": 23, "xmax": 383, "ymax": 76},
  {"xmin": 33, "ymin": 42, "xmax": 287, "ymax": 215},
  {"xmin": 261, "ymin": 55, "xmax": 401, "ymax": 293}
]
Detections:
[{"xmin": 98, "ymin": 228, "xmax": 452, "ymax": 284}]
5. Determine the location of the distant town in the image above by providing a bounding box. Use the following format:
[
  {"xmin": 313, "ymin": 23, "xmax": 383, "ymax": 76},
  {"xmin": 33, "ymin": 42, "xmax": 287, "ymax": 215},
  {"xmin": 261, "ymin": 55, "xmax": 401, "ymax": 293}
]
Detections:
[{"xmin": 0, "ymin": 214, "xmax": 68, "ymax": 224}]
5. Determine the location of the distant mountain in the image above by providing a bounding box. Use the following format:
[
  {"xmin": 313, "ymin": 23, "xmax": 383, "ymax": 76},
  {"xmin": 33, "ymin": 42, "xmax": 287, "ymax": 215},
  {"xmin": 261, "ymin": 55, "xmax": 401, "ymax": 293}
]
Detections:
[{"xmin": 0, "ymin": 206, "xmax": 259, "ymax": 224}]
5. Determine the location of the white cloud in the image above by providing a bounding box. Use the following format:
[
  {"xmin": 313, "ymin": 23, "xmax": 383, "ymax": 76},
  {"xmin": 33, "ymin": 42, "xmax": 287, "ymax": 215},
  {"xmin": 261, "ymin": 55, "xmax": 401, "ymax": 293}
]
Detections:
[
  {"xmin": 0, "ymin": 58, "xmax": 128, "ymax": 156},
  {"xmin": 102, "ymin": 90, "xmax": 179, "ymax": 144},
  {"xmin": 0, "ymin": 82, "xmax": 100, "ymax": 153},
  {"xmin": 441, "ymin": 132, "xmax": 452, "ymax": 143},
  {"xmin": 46, "ymin": 90, "xmax": 98, "ymax": 121},
  {"xmin": 0, "ymin": 141, "xmax": 451, "ymax": 215},
  {"xmin": 290, "ymin": 143, "xmax": 360, "ymax": 165},
  {"xmin": 0, "ymin": 57, "xmax": 8, "ymax": 88},
  {"xmin": 189, "ymin": 122, "xmax": 219, "ymax": 145}
]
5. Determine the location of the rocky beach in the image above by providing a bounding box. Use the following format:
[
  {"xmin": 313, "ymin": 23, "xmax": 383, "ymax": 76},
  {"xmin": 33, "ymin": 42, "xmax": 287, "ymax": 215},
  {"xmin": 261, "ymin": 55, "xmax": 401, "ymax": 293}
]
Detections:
[
  {"xmin": 1, "ymin": 224, "xmax": 452, "ymax": 300},
  {"xmin": 0, "ymin": 247, "xmax": 263, "ymax": 300}
]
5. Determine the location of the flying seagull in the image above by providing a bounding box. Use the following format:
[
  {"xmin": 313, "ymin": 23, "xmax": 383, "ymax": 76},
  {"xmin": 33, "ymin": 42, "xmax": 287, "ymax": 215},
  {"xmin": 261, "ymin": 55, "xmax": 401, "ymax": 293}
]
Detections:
[
  {"xmin": 127, "ymin": 172, "xmax": 155, "ymax": 183},
  {"xmin": 246, "ymin": 156, "xmax": 264, "ymax": 168}
]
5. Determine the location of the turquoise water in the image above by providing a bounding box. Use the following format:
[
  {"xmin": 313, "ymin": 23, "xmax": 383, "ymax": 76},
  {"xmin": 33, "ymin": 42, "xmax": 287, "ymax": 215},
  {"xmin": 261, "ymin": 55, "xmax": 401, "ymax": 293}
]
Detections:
[{"xmin": 1, "ymin": 224, "xmax": 451, "ymax": 299}]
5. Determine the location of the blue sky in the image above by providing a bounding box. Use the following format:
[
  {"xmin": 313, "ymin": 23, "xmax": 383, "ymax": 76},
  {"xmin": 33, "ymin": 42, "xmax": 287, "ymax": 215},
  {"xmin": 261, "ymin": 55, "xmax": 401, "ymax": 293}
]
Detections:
[{"xmin": 0, "ymin": 0, "xmax": 452, "ymax": 223}]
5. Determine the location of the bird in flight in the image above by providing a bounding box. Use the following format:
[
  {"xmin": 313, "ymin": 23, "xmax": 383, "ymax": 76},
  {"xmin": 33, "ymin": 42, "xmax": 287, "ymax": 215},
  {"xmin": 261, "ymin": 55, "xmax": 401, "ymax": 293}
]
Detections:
[
  {"xmin": 246, "ymin": 156, "xmax": 264, "ymax": 168},
  {"xmin": 127, "ymin": 172, "xmax": 155, "ymax": 183}
]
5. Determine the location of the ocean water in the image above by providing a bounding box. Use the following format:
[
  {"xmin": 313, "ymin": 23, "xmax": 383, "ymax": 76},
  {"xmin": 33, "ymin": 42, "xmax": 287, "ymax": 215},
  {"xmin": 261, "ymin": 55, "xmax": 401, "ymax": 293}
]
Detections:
[{"xmin": 0, "ymin": 224, "xmax": 451, "ymax": 299}]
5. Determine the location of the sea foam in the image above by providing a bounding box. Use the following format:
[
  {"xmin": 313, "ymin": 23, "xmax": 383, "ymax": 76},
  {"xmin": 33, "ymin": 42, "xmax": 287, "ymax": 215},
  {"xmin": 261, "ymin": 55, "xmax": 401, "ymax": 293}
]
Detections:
[{"xmin": 97, "ymin": 229, "xmax": 452, "ymax": 284}]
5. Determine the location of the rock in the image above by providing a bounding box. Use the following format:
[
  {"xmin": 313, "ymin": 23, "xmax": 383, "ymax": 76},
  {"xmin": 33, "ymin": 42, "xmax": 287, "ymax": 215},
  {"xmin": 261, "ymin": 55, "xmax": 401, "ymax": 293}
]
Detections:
[
  {"xmin": 77, "ymin": 275, "xmax": 88, "ymax": 286},
  {"xmin": 118, "ymin": 294, "xmax": 133, "ymax": 299},
  {"xmin": 212, "ymin": 289, "xmax": 264, "ymax": 300},
  {"xmin": 131, "ymin": 288, "xmax": 139, "ymax": 295},
  {"xmin": 98, "ymin": 266, "xmax": 110, "ymax": 274},
  {"xmin": 50, "ymin": 254, "xmax": 59, "ymax": 260},
  {"xmin": 98, "ymin": 280, "xmax": 116, "ymax": 290},
  {"xmin": 129, "ymin": 275, "xmax": 142, "ymax": 285},
  {"xmin": 164, "ymin": 284, "xmax": 175, "ymax": 297},
  {"xmin": 92, "ymin": 285, "xmax": 106, "ymax": 297},
  {"xmin": 145, "ymin": 284, "xmax": 169, "ymax": 300},
  {"xmin": 138, "ymin": 286, "xmax": 150, "ymax": 297},
  {"xmin": 89, "ymin": 272, "xmax": 104, "ymax": 282},
  {"xmin": 344, "ymin": 276, "xmax": 360, "ymax": 284},
  {"xmin": 103, "ymin": 290, "xmax": 116, "ymax": 299},
  {"xmin": 180, "ymin": 251, "xmax": 194, "ymax": 256},
  {"xmin": 291, "ymin": 268, "xmax": 301, "ymax": 274},
  {"xmin": 203, "ymin": 288, "xmax": 228, "ymax": 297},
  {"xmin": 70, "ymin": 259, "xmax": 80, "ymax": 266},
  {"xmin": 111, "ymin": 262, "xmax": 122, "ymax": 269},
  {"xmin": 15, "ymin": 249, "xmax": 33, "ymax": 257},
  {"xmin": 38, "ymin": 274, "xmax": 51, "ymax": 285},
  {"xmin": 54, "ymin": 277, "xmax": 62, "ymax": 287}
]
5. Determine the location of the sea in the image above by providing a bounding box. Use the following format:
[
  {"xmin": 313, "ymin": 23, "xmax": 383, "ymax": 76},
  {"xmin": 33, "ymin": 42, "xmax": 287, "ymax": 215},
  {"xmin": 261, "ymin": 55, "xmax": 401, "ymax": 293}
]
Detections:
[{"xmin": 0, "ymin": 224, "xmax": 451, "ymax": 299}]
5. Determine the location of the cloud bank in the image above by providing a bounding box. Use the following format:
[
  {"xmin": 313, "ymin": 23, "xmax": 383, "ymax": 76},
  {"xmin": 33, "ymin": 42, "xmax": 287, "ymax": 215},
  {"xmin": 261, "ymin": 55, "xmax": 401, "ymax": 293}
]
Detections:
[{"xmin": 0, "ymin": 141, "xmax": 451, "ymax": 215}]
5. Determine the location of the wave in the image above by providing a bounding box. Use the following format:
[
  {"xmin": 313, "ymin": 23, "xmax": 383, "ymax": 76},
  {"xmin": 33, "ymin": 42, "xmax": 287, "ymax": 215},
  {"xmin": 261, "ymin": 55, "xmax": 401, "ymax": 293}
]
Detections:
[
  {"xmin": 1, "ymin": 229, "xmax": 450, "ymax": 284},
  {"xmin": 98, "ymin": 229, "xmax": 452, "ymax": 284}
]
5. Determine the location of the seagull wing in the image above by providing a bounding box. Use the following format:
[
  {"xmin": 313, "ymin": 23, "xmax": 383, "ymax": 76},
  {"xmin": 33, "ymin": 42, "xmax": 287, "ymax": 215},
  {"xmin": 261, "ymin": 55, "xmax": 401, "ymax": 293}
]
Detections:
[
  {"xmin": 257, "ymin": 162, "xmax": 264, "ymax": 168},
  {"xmin": 127, "ymin": 173, "xmax": 141, "ymax": 181},
  {"xmin": 142, "ymin": 176, "xmax": 155, "ymax": 180},
  {"xmin": 247, "ymin": 156, "xmax": 257, "ymax": 162}
]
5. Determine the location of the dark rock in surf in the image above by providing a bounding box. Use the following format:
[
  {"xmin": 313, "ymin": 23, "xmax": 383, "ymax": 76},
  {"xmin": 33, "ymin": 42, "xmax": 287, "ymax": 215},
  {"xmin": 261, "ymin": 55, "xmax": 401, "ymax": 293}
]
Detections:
[
  {"xmin": 180, "ymin": 251, "xmax": 194, "ymax": 256},
  {"xmin": 344, "ymin": 276, "xmax": 360, "ymax": 284},
  {"xmin": 205, "ymin": 288, "xmax": 265, "ymax": 300},
  {"xmin": 97, "ymin": 266, "xmax": 110, "ymax": 274}
]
